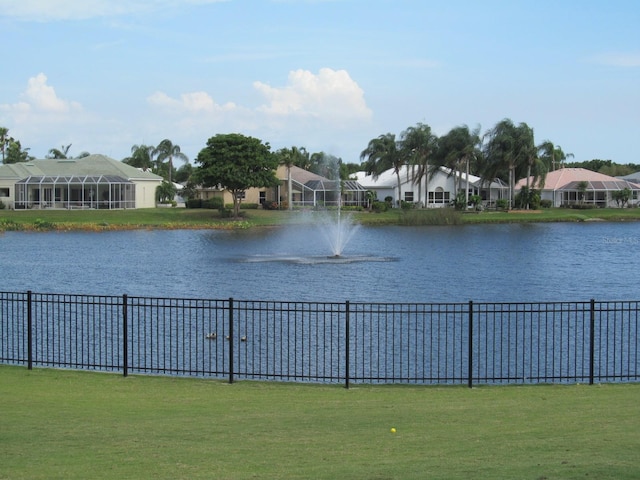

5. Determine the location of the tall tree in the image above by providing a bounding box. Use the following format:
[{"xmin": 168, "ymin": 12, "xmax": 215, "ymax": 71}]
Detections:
[
  {"xmin": 154, "ymin": 139, "xmax": 188, "ymax": 184},
  {"xmin": 481, "ymin": 119, "xmax": 533, "ymax": 208},
  {"xmin": 5, "ymin": 138, "xmax": 33, "ymax": 163},
  {"xmin": 123, "ymin": 144, "xmax": 155, "ymax": 171},
  {"xmin": 435, "ymin": 125, "xmax": 481, "ymax": 205},
  {"xmin": 0, "ymin": 127, "xmax": 9, "ymax": 163},
  {"xmin": 360, "ymin": 133, "xmax": 404, "ymax": 206},
  {"xmin": 400, "ymin": 123, "xmax": 439, "ymax": 207},
  {"xmin": 46, "ymin": 144, "xmax": 72, "ymax": 159},
  {"xmin": 275, "ymin": 146, "xmax": 309, "ymax": 210},
  {"xmin": 194, "ymin": 133, "xmax": 280, "ymax": 218}
]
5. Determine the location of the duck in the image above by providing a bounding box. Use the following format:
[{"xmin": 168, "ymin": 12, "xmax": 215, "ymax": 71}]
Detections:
[{"xmin": 205, "ymin": 332, "xmax": 217, "ymax": 340}]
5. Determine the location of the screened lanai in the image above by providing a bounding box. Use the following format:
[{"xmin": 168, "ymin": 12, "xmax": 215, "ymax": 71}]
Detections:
[
  {"xmin": 14, "ymin": 175, "xmax": 135, "ymax": 209},
  {"xmin": 294, "ymin": 179, "xmax": 367, "ymax": 208}
]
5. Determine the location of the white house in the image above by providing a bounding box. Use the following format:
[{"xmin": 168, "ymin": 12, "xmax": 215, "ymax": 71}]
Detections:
[
  {"xmin": 0, "ymin": 154, "xmax": 163, "ymax": 210},
  {"xmin": 353, "ymin": 165, "xmax": 508, "ymax": 208}
]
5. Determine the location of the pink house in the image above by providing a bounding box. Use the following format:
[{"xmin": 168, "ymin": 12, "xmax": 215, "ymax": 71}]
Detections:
[{"xmin": 516, "ymin": 168, "xmax": 640, "ymax": 207}]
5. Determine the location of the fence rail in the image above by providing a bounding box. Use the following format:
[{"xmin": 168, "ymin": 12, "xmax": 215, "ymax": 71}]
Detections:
[{"xmin": 1, "ymin": 291, "xmax": 638, "ymax": 387}]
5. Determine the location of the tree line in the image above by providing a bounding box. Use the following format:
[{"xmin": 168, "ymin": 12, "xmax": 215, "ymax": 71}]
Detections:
[{"xmin": 2, "ymin": 120, "xmax": 640, "ymax": 212}]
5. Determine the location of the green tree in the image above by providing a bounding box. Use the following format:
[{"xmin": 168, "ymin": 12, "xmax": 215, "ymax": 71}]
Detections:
[
  {"xmin": 482, "ymin": 119, "xmax": 533, "ymax": 209},
  {"xmin": 274, "ymin": 146, "xmax": 308, "ymax": 210},
  {"xmin": 435, "ymin": 125, "xmax": 481, "ymax": 206},
  {"xmin": 46, "ymin": 144, "xmax": 72, "ymax": 159},
  {"xmin": 123, "ymin": 144, "xmax": 155, "ymax": 171},
  {"xmin": 174, "ymin": 162, "xmax": 194, "ymax": 184},
  {"xmin": 612, "ymin": 188, "xmax": 631, "ymax": 208},
  {"xmin": 194, "ymin": 133, "xmax": 279, "ymax": 218},
  {"xmin": 0, "ymin": 127, "xmax": 9, "ymax": 163},
  {"xmin": 154, "ymin": 139, "xmax": 188, "ymax": 184},
  {"xmin": 360, "ymin": 133, "xmax": 404, "ymax": 206},
  {"xmin": 5, "ymin": 138, "xmax": 33, "ymax": 163},
  {"xmin": 156, "ymin": 180, "xmax": 177, "ymax": 203},
  {"xmin": 400, "ymin": 123, "xmax": 439, "ymax": 208}
]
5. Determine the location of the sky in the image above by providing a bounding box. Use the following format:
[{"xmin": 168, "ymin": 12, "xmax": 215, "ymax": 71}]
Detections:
[{"xmin": 1, "ymin": 0, "xmax": 639, "ymax": 168}]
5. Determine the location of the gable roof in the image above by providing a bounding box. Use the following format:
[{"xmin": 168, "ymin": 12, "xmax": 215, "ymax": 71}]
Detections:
[
  {"xmin": 516, "ymin": 168, "xmax": 640, "ymax": 191},
  {"xmin": 0, "ymin": 154, "xmax": 162, "ymax": 181}
]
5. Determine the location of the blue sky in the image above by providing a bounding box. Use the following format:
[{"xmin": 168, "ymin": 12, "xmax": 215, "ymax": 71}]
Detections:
[{"xmin": 1, "ymin": 0, "xmax": 639, "ymax": 167}]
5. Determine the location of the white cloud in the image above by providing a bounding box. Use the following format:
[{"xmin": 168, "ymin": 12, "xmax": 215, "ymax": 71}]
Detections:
[
  {"xmin": 254, "ymin": 68, "xmax": 372, "ymax": 123},
  {"xmin": 0, "ymin": 0, "xmax": 226, "ymax": 21},
  {"xmin": 147, "ymin": 91, "xmax": 237, "ymax": 114},
  {"xmin": 0, "ymin": 73, "xmax": 82, "ymax": 116}
]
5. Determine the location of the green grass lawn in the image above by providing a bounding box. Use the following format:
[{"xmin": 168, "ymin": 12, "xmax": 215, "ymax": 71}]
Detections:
[
  {"xmin": 2, "ymin": 206, "xmax": 640, "ymax": 231},
  {"xmin": 1, "ymin": 366, "xmax": 639, "ymax": 479}
]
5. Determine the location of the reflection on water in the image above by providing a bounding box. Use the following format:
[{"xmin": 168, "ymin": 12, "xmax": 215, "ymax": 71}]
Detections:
[{"xmin": 1, "ymin": 221, "xmax": 639, "ymax": 303}]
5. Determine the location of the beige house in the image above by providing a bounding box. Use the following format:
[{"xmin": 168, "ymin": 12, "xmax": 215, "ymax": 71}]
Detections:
[
  {"xmin": 195, "ymin": 165, "xmax": 367, "ymax": 209},
  {"xmin": 0, "ymin": 155, "xmax": 163, "ymax": 209}
]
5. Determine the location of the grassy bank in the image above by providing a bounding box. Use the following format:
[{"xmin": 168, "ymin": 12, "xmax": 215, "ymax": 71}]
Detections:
[
  {"xmin": 2, "ymin": 206, "xmax": 640, "ymax": 232},
  {"xmin": 1, "ymin": 366, "xmax": 639, "ymax": 479}
]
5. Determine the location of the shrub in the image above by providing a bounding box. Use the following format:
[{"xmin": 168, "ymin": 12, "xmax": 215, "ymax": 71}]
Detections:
[
  {"xmin": 399, "ymin": 208, "xmax": 463, "ymax": 226},
  {"xmin": 371, "ymin": 201, "xmax": 388, "ymax": 213},
  {"xmin": 540, "ymin": 199, "xmax": 552, "ymax": 208},
  {"xmin": 262, "ymin": 201, "xmax": 279, "ymax": 210},
  {"xmin": 186, "ymin": 199, "xmax": 203, "ymax": 209},
  {"xmin": 496, "ymin": 199, "xmax": 509, "ymax": 210},
  {"xmin": 203, "ymin": 197, "xmax": 224, "ymax": 210},
  {"xmin": 400, "ymin": 201, "xmax": 414, "ymax": 210},
  {"xmin": 0, "ymin": 200, "xmax": 5, "ymax": 210}
]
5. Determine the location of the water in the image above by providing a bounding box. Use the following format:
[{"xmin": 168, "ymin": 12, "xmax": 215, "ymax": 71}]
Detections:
[{"xmin": 1, "ymin": 221, "xmax": 639, "ymax": 303}]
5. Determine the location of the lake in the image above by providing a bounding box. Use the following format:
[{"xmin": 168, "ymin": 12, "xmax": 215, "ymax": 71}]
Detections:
[{"xmin": 1, "ymin": 220, "xmax": 639, "ymax": 303}]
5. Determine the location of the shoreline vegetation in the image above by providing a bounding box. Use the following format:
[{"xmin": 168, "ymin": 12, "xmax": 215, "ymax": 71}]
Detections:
[{"xmin": 1, "ymin": 206, "xmax": 640, "ymax": 232}]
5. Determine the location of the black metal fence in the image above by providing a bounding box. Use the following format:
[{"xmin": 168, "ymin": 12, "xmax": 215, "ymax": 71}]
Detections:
[{"xmin": 1, "ymin": 291, "xmax": 638, "ymax": 387}]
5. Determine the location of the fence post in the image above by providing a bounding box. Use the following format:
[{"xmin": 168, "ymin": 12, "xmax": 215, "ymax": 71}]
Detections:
[
  {"xmin": 27, "ymin": 290, "xmax": 33, "ymax": 370},
  {"xmin": 345, "ymin": 300, "xmax": 350, "ymax": 389},
  {"xmin": 589, "ymin": 299, "xmax": 595, "ymax": 385},
  {"xmin": 468, "ymin": 300, "xmax": 473, "ymax": 388},
  {"xmin": 123, "ymin": 294, "xmax": 128, "ymax": 377},
  {"xmin": 228, "ymin": 297, "xmax": 234, "ymax": 384}
]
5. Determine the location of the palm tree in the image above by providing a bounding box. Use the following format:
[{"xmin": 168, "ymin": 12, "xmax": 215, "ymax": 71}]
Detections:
[
  {"xmin": 154, "ymin": 139, "xmax": 188, "ymax": 183},
  {"xmin": 436, "ymin": 125, "xmax": 482, "ymax": 206},
  {"xmin": 124, "ymin": 144, "xmax": 155, "ymax": 171},
  {"xmin": 47, "ymin": 144, "xmax": 72, "ymax": 159},
  {"xmin": 539, "ymin": 142, "xmax": 574, "ymax": 171},
  {"xmin": 481, "ymin": 119, "xmax": 532, "ymax": 209},
  {"xmin": 399, "ymin": 123, "xmax": 438, "ymax": 208},
  {"xmin": 0, "ymin": 127, "xmax": 9, "ymax": 163},
  {"xmin": 360, "ymin": 133, "xmax": 404, "ymax": 206}
]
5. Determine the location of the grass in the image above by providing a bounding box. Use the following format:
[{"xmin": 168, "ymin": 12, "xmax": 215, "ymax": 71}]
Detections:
[
  {"xmin": 1, "ymin": 366, "xmax": 639, "ymax": 479},
  {"xmin": 2, "ymin": 206, "xmax": 640, "ymax": 232}
]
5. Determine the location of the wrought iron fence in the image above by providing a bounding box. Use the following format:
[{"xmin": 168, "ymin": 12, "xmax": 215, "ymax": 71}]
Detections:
[{"xmin": 1, "ymin": 291, "xmax": 638, "ymax": 387}]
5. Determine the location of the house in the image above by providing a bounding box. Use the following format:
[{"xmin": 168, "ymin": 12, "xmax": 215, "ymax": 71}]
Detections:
[
  {"xmin": 516, "ymin": 168, "xmax": 640, "ymax": 207},
  {"xmin": 195, "ymin": 165, "xmax": 368, "ymax": 209},
  {"xmin": 0, "ymin": 154, "xmax": 163, "ymax": 209},
  {"xmin": 353, "ymin": 165, "xmax": 508, "ymax": 208}
]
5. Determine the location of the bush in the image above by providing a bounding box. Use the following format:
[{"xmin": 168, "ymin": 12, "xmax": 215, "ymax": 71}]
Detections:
[
  {"xmin": 496, "ymin": 199, "xmax": 509, "ymax": 210},
  {"xmin": 0, "ymin": 200, "xmax": 5, "ymax": 209},
  {"xmin": 400, "ymin": 201, "xmax": 414, "ymax": 210},
  {"xmin": 203, "ymin": 198, "xmax": 224, "ymax": 210},
  {"xmin": 540, "ymin": 199, "xmax": 552, "ymax": 208},
  {"xmin": 371, "ymin": 201, "xmax": 388, "ymax": 213},
  {"xmin": 399, "ymin": 208, "xmax": 463, "ymax": 226},
  {"xmin": 186, "ymin": 199, "xmax": 203, "ymax": 209}
]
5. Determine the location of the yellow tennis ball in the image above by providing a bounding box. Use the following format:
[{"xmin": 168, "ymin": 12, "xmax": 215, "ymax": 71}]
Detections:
[{"xmin": 390, "ymin": 427, "xmax": 396, "ymax": 433}]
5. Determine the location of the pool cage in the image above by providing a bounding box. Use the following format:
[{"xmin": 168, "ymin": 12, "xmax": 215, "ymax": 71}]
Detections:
[{"xmin": 14, "ymin": 175, "xmax": 136, "ymax": 210}]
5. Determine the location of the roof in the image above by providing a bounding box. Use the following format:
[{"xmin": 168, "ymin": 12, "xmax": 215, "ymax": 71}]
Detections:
[
  {"xmin": 353, "ymin": 165, "xmax": 507, "ymax": 190},
  {"xmin": 279, "ymin": 165, "xmax": 365, "ymax": 192},
  {"xmin": 516, "ymin": 168, "xmax": 640, "ymax": 191},
  {"xmin": 0, "ymin": 154, "xmax": 163, "ymax": 181}
]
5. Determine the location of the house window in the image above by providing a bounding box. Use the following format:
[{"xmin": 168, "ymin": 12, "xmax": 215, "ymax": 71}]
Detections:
[
  {"xmin": 429, "ymin": 188, "xmax": 450, "ymax": 204},
  {"xmin": 404, "ymin": 191, "xmax": 414, "ymax": 202},
  {"xmin": 0, "ymin": 188, "xmax": 9, "ymax": 197},
  {"xmin": 259, "ymin": 191, "xmax": 266, "ymax": 204}
]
